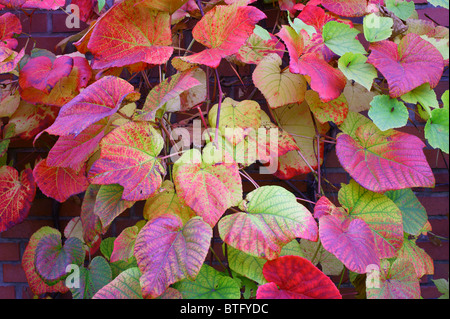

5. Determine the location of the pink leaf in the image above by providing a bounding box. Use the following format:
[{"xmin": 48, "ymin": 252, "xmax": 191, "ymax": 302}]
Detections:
[{"xmin": 0, "ymin": 13, "xmax": 22, "ymax": 49}]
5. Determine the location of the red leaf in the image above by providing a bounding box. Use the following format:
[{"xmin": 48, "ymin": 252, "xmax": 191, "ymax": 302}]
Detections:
[
  {"xmin": 319, "ymin": 215, "xmax": 380, "ymax": 274},
  {"xmin": 0, "ymin": 47, "xmax": 25, "ymax": 74},
  {"xmin": 19, "ymin": 56, "xmax": 74, "ymax": 94},
  {"xmin": 87, "ymin": 0, "xmax": 174, "ymax": 69},
  {"xmin": 0, "ymin": 13, "xmax": 22, "ymax": 49},
  {"xmin": 321, "ymin": 0, "xmax": 370, "ymax": 17},
  {"xmin": 33, "ymin": 159, "xmax": 89, "ymax": 203},
  {"xmin": 256, "ymin": 256, "xmax": 342, "ymax": 299},
  {"xmin": 367, "ymin": 34, "xmax": 444, "ymax": 98},
  {"xmin": 0, "ymin": 166, "xmax": 36, "ymax": 232},
  {"xmin": 42, "ymin": 76, "xmax": 135, "ymax": 137},
  {"xmin": 181, "ymin": 4, "xmax": 266, "ymax": 68},
  {"xmin": 297, "ymin": 5, "xmax": 336, "ymax": 32}
]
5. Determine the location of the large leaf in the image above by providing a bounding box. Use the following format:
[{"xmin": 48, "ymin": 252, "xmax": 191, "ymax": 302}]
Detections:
[
  {"xmin": 22, "ymin": 227, "xmax": 69, "ymax": 295},
  {"xmin": 366, "ymin": 258, "xmax": 421, "ymax": 299},
  {"xmin": 338, "ymin": 180, "xmax": 404, "ymax": 259},
  {"xmin": 134, "ymin": 215, "xmax": 212, "ymax": 298},
  {"xmin": 0, "ymin": 0, "xmax": 64, "ymax": 10},
  {"xmin": 43, "ymin": 76, "xmax": 135, "ymax": 137},
  {"xmin": 173, "ymin": 146, "xmax": 242, "ymax": 227},
  {"xmin": 33, "ymin": 159, "xmax": 89, "ymax": 203},
  {"xmin": 322, "ymin": 21, "xmax": 367, "ymax": 56},
  {"xmin": 253, "ymin": 54, "xmax": 307, "ymax": 109},
  {"xmin": 256, "ymin": 256, "xmax": 342, "ymax": 299},
  {"xmin": 0, "ymin": 166, "xmax": 35, "ymax": 232},
  {"xmin": 93, "ymin": 267, "xmax": 143, "ymax": 299},
  {"xmin": 319, "ymin": 215, "xmax": 380, "ymax": 274},
  {"xmin": 88, "ymin": 121, "xmax": 165, "ymax": 201},
  {"xmin": 181, "ymin": 3, "xmax": 266, "ymax": 68},
  {"xmin": 336, "ymin": 113, "xmax": 435, "ymax": 193},
  {"xmin": 385, "ymin": 189, "xmax": 428, "ymax": 236},
  {"xmin": 70, "ymin": 256, "xmax": 112, "ymax": 299},
  {"xmin": 385, "ymin": 0, "xmax": 415, "ymax": 20},
  {"xmin": 0, "ymin": 13, "xmax": 22, "ymax": 49},
  {"xmin": 35, "ymin": 233, "xmax": 85, "ymax": 284},
  {"xmin": 219, "ymin": 186, "xmax": 318, "ymax": 260},
  {"xmin": 86, "ymin": 0, "xmax": 174, "ymax": 69},
  {"xmin": 174, "ymin": 264, "xmax": 241, "ymax": 299},
  {"xmin": 363, "ymin": 13, "xmax": 394, "ymax": 43},
  {"xmin": 367, "ymin": 34, "xmax": 444, "ymax": 98}
]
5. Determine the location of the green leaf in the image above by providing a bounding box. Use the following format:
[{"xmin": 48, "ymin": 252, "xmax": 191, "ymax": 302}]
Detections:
[
  {"xmin": 338, "ymin": 53, "xmax": 378, "ymax": 91},
  {"xmin": 363, "ymin": 13, "xmax": 394, "ymax": 42},
  {"xmin": 368, "ymin": 95, "xmax": 409, "ymax": 131},
  {"xmin": 421, "ymin": 35, "xmax": 449, "ymax": 60},
  {"xmin": 174, "ymin": 264, "xmax": 241, "ymax": 299},
  {"xmin": 288, "ymin": 16, "xmax": 316, "ymax": 38},
  {"xmin": 322, "ymin": 21, "xmax": 367, "ymax": 56},
  {"xmin": 385, "ymin": 189, "xmax": 428, "ymax": 236},
  {"xmin": 385, "ymin": 0, "xmax": 416, "ymax": 20},
  {"xmin": 425, "ymin": 106, "xmax": 449, "ymax": 154},
  {"xmin": 98, "ymin": 0, "xmax": 106, "ymax": 12},
  {"xmin": 253, "ymin": 25, "xmax": 272, "ymax": 41},
  {"xmin": 432, "ymin": 278, "xmax": 449, "ymax": 299},
  {"xmin": 427, "ymin": 0, "xmax": 449, "ymax": 9},
  {"xmin": 100, "ymin": 237, "xmax": 116, "ymax": 261},
  {"xmin": 398, "ymin": 236, "xmax": 434, "ymax": 278},
  {"xmin": 71, "ymin": 256, "xmax": 112, "ymax": 299},
  {"xmin": 299, "ymin": 239, "xmax": 345, "ymax": 276},
  {"xmin": 93, "ymin": 268, "xmax": 143, "ymax": 299},
  {"xmin": 401, "ymin": 83, "xmax": 439, "ymax": 117}
]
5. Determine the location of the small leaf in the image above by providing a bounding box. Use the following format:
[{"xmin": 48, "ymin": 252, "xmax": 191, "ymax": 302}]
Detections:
[
  {"xmin": 338, "ymin": 53, "xmax": 378, "ymax": 91},
  {"xmin": 299, "ymin": 239, "xmax": 344, "ymax": 276},
  {"xmin": 401, "ymin": 83, "xmax": 439, "ymax": 117},
  {"xmin": 110, "ymin": 226, "xmax": 139, "ymax": 263},
  {"xmin": 71, "ymin": 256, "xmax": 112, "ymax": 299},
  {"xmin": 432, "ymin": 278, "xmax": 449, "ymax": 299},
  {"xmin": 368, "ymin": 95, "xmax": 409, "ymax": 131},
  {"xmin": 385, "ymin": 0, "xmax": 415, "ymax": 20},
  {"xmin": 364, "ymin": 13, "xmax": 394, "ymax": 43},
  {"xmin": 425, "ymin": 106, "xmax": 449, "ymax": 154},
  {"xmin": 322, "ymin": 21, "xmax": 367, "ymax": 56}
]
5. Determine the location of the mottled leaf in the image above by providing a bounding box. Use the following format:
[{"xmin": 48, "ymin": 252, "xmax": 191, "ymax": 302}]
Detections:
[
  {"xmin": 110, "ymin": 226, "xmax": 139, "ymax": 263},
  {"xmin": 93, "ymin": 267, "xmax": 143, "ymax": 299},
  {"xmin": 299, "ymin": 239, "xmax": 344, "ymax": 276},
  {"xmin": 321, "ymin": 0, "xmax": 371, "ymax": 17},
  {"xmin": 305, "ymin": 90, "xmax": 348, "ymax": 125},
  {"xmin": 0, "ymin": 13, "xmax": 22, "ymax": 49},
  {"xmin": 398, "ymin": 237, "xmax": 434, "ymax": 278},
  {"xmin": 71, "ymin": 256, "xmax": 112, "ymax": 299},
  {"xmin": 236, "ymin": 30, "xmax": 286, "ymax": 64},
  {"xmin": 364, "ymin": 13, "xmax": 394, "ymax": 43}
]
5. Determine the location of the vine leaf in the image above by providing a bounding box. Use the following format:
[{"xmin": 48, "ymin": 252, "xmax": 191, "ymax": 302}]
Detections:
[
  {"xmin": 368, "ymin": 95, "xmax": 409, "ymax": 131},
  {"xmin": 70, "ymin": 256, "xmax": 112, "ymax": 299},
  {"xmin": 236, "ymin": 30, "xmax": 286, "ymax": 65},
  {"xmin": 299, "ymin": 239, "xmax": 344, "ymax": 276},
  {"xmin": 145, "ymin": 0, "xmax": 189, "ymax": 13},
  {"xmin": 385, "ymin": 0, "xmax": 415, "ymax": 20},
  {"xmin": 181, "ymin": 3, "xmax": 266, "ymax": 68},
  {"xmin": 256, "ymin": 256, "xmax": 342, "ymax": 299},
  {"xmin": 134, "ymin": 214, "xmax": 212, "ymax": 299},
  {"xmin": 253, "ymin": 54, "xmax": 307, "ymax": 109},
  {"xmin": 0, "ymin": 0, "xmax": 65, "ymax": 10},
  {"xmin": 398, "ymin": 236, "xmax": 434, "ymax": 279},
  {"xmin": 173, "ymin": 146, "xmax": 243, "ymax": 227},
  {"xmin": 35, "ymin": 233, "xmax": 85, "ymax": 284},
  {"xmin": 0, "ymin": 166, "xmax": 35, "ymax": 232},
  {"xmin": 22, "ymin": 227, "xmax": 68, "ymax": 295},
  {"xmin": 322, "ymin": 21, "xmax": 367, "ymax": 56},
  {"xmin": 425, "ymin": 105, "xmax": 449, "ymax": 154},
  {"xmin": 321, "ymin": 0, "xmax": 372, "ymax": 17},
  {"xmin": 338, "ymin": 52, "xmax": 378, "ymax": 91},
  {"xmin": 42, "ymin": 76, "xmax": 136, "ymax": 137},
  {"xmin": 367, "ymin": 34, "xmax": 444, "ymax": 98},
  {"xmin": 93, "ymin": 267, "xmax": 143, "ymax": 299},
  {"xmin": 33, "ymin": 159, "xmax": 89, "ymax": 203},
  {"xmin": 0, "ymin": 12, "xmax": 22, "ymax": 49},
  {"xmin": 366, "ymin": 258, "xmax": 421, "ymax": 299},
  {"xmin": 219, "ymin": 186, "xmax": 318, "ymax": 260},
  {"xmin": 174, "ymin": 264, "xmax": 241, "ymax": 299},
  {"xmin": 110, "ymin": 226, "xmax": 139, "ymax": 263},
  {"xmin": 363, "ymin": 13, "xmax": 394, "ymax": 43},
  {"xmin": 86, "ymin": 0, "xmax": 174, "ymax": 69},
  {"xmin": 305, "ymin": 90, "xmax": 349, "ymax": 125},
  {"xmin": 88, "ymin": 121, "xmax": 165, "ymax": 201},
  {"xmin": 336, "ymin": 113, "xmax": 435, "ymax": 193}
]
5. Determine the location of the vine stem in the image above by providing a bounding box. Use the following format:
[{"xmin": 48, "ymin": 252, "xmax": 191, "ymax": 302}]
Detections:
[
  {"xmin": 240, "ymin": 170, "xmax": 260, "ymax": 189},
  {"xmin": 195, "ymin": 104, "xmax": 213, "ymax": 143},
  {"xmin": 310, "ymin": 240, "xmax": 322, "ymax": 265}
]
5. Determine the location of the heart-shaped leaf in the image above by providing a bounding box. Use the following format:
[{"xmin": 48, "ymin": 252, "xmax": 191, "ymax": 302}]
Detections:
[
  {"xmin": 86, "ymin": 0, "xmax": 174, "ymax": 69},
  {"xmin": 0, "ymin": 166, "xmax": 35, "ymax": 232},
  {"xmin": 336, "ymin": 113, "xmax": 435, "ymax": 192},
  {"xmin": 181, "ymin": 3, "xmax": 266, "ymax": 68},
  {"xmin": 110, "ymin": 226, "xmax": 139, "ymax": 263},
  {"xmin": 219, "ymin": 186, "xmax": 318, "ymax": 260},
  {"xmin": 173, "ymin": 146, "xmax": 243, "ymax": 227},
  {"xmin": 367, "ymin": 34, "xmax": 444, "ymax": 98},
  {"xmin": 236, "ymin": 30, "xmax": 286, "ymax": 64},
  {"xmin": 88, "ymin": 121, "xmax": 165, "ymax": 201},
  {"xmin": 368, "ymin": 95, "xmax": 409, "ymax": 131},
  {"xmin": 35, "ymin": 233, "xmax": 85, "ymax": 284},
  {"xmin": 253, "ymin": 54, "xmax": 307, "ymax": 109},
  {"xmin": 134, "ymin": 215, "xmax": 212, "ymax": 299},
  {"xmin": 70, "ymin": 256, "xmax": 112, "ymax": 299},
  {"xmin": 398, "ymin": 237, "xmax": 434, "ymax": 279},
  {"xmin": 256, "ymin": 255, "xmax": 342, "ymax": 299},
  {"xmin": 425, "ymin": 106, "xmax": 449, "ymax": 154},
  {"xmin": 364, "ymin": 13, "xmax": 394, "ymax": 43},
  {"xmin": 174, "ymin": 264, "xmax": 241, "ymax": 299},
  {"xmin": 319, "ymin": 215, "xmax": 380, "ymax": 274},
  {"xmin": 93, "ymin": 267, "xmax": 143, "ymax": 299},
  {"xmin": 322, "ymin": 21, "xmax": 367, "ymax": 56},
  {"xmin": 43, "ymin": 76, "xmax": 136, "ymax": 137},
  {"xmin": 33, "ymin": 159, "xmax": 89, "ymax": 203},
  {"xmin": 338, "ymin": 52, "xmax": 378, "ymax": 91},
  {"xmin": 0, "ymin": 13, "xmax": 22, "ymax": 49}
]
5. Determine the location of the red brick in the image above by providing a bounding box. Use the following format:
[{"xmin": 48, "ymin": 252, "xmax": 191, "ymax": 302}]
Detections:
[
  {"xmin": 59, "ymin": 196, "xmax": 82, "ymax": 217},
  {"xmin": 17, "ymin": 13, "xmax": 48, "ymax": 34},
  {"xmin": 17, "ymin": 36, "xmax": 66, "ymax": 55},
  {"xmin": 1, "ymin": 220, "xmax": 54, "ymax": 239},
  {"xmin": 417, "ymin": 241, "xmax": 449, "ymax": 261},
  {"xmin": 0, "ymin": 286, "xmax": 16, "ymax": 299},
  {"xmin": 51, "ymin": 13, "xmax": 88, "ymax": 33},
  {"xmin": 433, "ymin": 263, "xmax": 449, "ymax": 280},
  {"xmin": 424, "ymin": 149, "xmax": 449, "ymax": 169},
  {"xmin": 419, "ymin": 196, "xmax": 449, "ymax": 216},
  {"xmin": 2, "ymin": 263, "xmax": 27, "ymax": 283},
  {"xmin": 420, "ymin": 285, "xmax": 441, "ymax": 299},
  {"xmin": 28, "ymin": 198, "xmax": 54, "ymax": 217},
  {"xmin": 0, "ymin": 243, "xmax": 20, "ymax": 261}
]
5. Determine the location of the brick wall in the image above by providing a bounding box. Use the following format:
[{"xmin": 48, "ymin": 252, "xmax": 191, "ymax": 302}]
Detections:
[{"xmin": 0, "ymin": 0, "xmax": 448, "ymax": 299}]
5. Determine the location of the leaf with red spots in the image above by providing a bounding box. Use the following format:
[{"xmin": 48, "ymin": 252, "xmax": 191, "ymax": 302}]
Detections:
[
  {"xmin": 22, "ymin": 227, "xmax": 69, "ymax": 295},
  {"xmin": 398, "ymin": 236, "xmax": 434, "ymax": 279},
  {"xmin": 219, "ymin": 186, "xmax": 318, "ymax": 260},
  {"xmin": 134, "ymin": 214, "xmax": 212, "ymax": 299},
  {"xmin": 367, "ymin": 34, "xmax": 444, "ymax": 98},
  {"xmin": 0, "ymin": 13, "xmax": 22, "ymax": 50},
  {"xmin": 86, "ymin": 0, "xmax": 174, "ymax": 69},
  {"xmin": 305, "ymin": 90, "xmax": 349, "ymax": 125},
  {"xmin": 321, "ymin": 0, "xmax": 371, "ymax": 17},
  {"xmin": 33, "ymin": 159, "xmax": 89, "ymax": 203},
  {"xmin": 181, "ymin": 3, "xmax": 266, "ymax": 68},
  {"xmin": 43, "ymin": 76, "xmax": 135, "ymax": 137},
  {"xmin": 173, "ymin": 145, "xmax": 243, "ymax": 228},
  {"xmin": 236, "ymin": 30, "xmax": 286, "ymax": 65},
  {"xmin": 319, "ymin": 215, "xmax": 380, "ymax": 274},
  {"xmin": 366, "ymin": 258, "xmax": 421, "ymax": 299},
  {"xmin": 0, "ymin": 166, "xmax": 36, "ymax": 232},
  {"xmin": 88, "ymin": 122, "xmax": 165, "ymax": 201},
  {"xmin": 336, "ymin": 112, "xmax": 435, "ymax": 193},
  {"xmin": 256, "ymin": 255, "xmax": 342, "ymax": 299}
]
